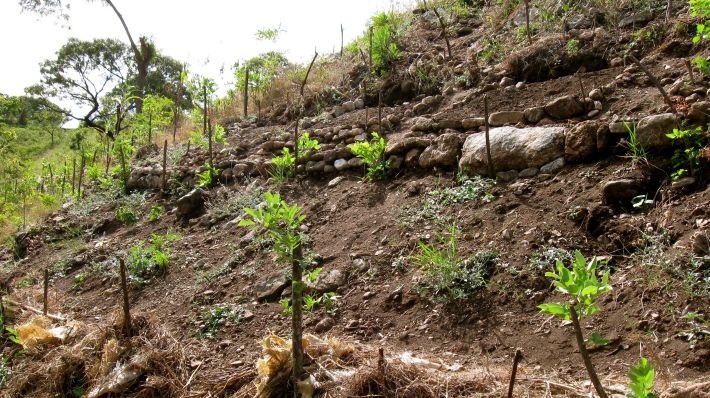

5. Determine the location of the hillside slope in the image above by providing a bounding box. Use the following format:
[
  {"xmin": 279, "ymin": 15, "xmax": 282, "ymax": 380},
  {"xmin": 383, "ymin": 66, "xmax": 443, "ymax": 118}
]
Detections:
[{"xmin": 1, "ymin": 1, "xmax": 710, "ymax": 397}]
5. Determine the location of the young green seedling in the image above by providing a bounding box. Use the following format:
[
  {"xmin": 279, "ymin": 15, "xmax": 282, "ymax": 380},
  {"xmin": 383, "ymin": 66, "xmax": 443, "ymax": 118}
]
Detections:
[{"xmin": 538, "ymin": 250, "xmax": 612, "ymax": 398}]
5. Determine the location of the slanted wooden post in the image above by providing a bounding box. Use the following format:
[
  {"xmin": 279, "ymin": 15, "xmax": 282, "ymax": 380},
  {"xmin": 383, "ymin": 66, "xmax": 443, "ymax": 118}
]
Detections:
[
  {"xmin": 627, "ymin": 55, "xmax": 674, "ymax": 110},
  {"xmin": 71, "ymin": 158, "xmax": 76, "ymax": 194},
  {"xmin": 43, "ymin": 268, "xmax": 49, "ymax": 316},
  {"xmin": 243, "ymin": 64, "xmax": 250, "ymax": 118},
  {"xmin": 119, "ymin": 258, "xmax": 132, "ymax": 337},
  {"xmin": 294, "ymin": 50, "xmax": 319, "ymax": 179},
  {"xmin": 368, "ymin": 26, "xmax": 373, "ymax": 68},
  {"xmin": 483, "ymin": 95, "xmax": 495, "ymax": 178},
  {"xmin": 77, "ymin": 154, "xmax": 85, "ymax": 199},
  {"xmin": 507, "ymin": 349, "xmax": 523, "ymax": 398}
]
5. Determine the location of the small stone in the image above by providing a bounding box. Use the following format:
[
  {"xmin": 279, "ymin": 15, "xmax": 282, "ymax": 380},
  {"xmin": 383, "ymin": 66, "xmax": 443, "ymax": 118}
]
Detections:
[
  {"xmin": 589, "ymin": 89, "xmax": 604, "ymax": 101},
  {"xmin": 334, "ymin": 158, "xmax": 349, "ymax": 171},
  {"xmin": 671, "ymin": 176, "xmax": 696, "ymax": 190},
  {"xmin": 314, "ymin": 317, "xmax": 335, "ymax": 333},
  {"xmin": 328, "ymin": 176, "xmax": 346, "ymax": 187},
  {"xmin": 519, "ymin": 167, "xmax": 539, "ymax": 178},
  {"xmin": 540, "ymin": 157, "xmax": 565, "ymax": 173},
  {"xmin": 500, "ymin": 77, "xmax": 515, "ymax": 87},
  {"xmin": 363, "ymin": 291, "xmax": 376, "ymax": 299},
  {"xmin": 242, "ymin": 310, "xmax": 254, "ymax": 321},
  {"xmin": 502, "ymin": 229, "xmax": 512, "ymax": 241},
  {"xmin": 489, "ymin": 111, "xmax": 525, "ymax": 127},
  {"xmin": 496, "ymin": 170, "xmax": 518, "ymax": 182}
]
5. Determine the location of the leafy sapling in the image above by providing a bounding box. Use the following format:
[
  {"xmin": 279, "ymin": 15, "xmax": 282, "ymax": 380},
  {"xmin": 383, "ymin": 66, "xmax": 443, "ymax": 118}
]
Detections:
[
  {"xmin": 538, "ymin": 250, "xmax": 612, "ymax": 398},
  {"xmin": 239, "ymin": 192, "xmax": 310, "ymax": 385},
  {"xmin": 628, "ymin": 357, "xmax": 656, "ymax": 398},
  {"xmin": 348, "ymin": 132, "xmax": 389, "ymax": 181}
]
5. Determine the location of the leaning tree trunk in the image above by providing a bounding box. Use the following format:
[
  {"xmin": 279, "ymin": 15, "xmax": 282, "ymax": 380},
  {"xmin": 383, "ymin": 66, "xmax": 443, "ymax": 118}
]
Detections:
[{"xmin": 104, "ymin": 0, "xmax": 153, "ymax": 113}]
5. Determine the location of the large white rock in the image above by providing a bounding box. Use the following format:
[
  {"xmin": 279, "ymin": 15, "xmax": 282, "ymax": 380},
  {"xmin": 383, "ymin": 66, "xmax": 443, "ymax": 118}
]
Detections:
[{"xmin": 459, "ymin": 126, "xmax": 565, "ymax": 175}]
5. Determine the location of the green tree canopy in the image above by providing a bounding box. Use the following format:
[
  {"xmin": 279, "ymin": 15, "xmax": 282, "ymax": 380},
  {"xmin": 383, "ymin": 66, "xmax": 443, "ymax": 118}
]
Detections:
[{"xmin": 28, "ymin": 38, "xmax": 131, "ymax": 137}]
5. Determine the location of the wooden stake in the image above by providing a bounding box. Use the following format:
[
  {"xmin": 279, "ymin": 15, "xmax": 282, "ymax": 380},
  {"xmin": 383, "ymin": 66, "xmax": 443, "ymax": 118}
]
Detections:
[
  {"xmin": 43, "ymin": 268, "xmax": 49, "ymax": 316},
  {"xmin": 378, "ymin": 90, "xmax": 383, "ymax": 133},
  {"xmin": 77, "ymin": 154, "xmax": 85, "ymax": 199},
  {"xmin": 577, "ymin": 73, "xmax": 586, "ymax": 99},
  {"xmin": 290, "ymin": 244, "xmax": 305, "ymax": 390},
  {"xmin": 570, "ymin": 301, "xmax": 608, "ymax": 398},
  {"xmin": 368, "ymin": 26, "xmax": 373, "ymax": 69},
  {"xmin": 627, "ymin": 55, "xmax": 674, "ymax": 110},
  {"xmin": 0, "ymin": 289, "xmax": 4, "ymax": 323},
  {"xmin": 483, "ymin": 95, "xmax": 495, "ymax": 178},
  {"xmin": 119, "ymin": 258, "xmax": 132, "ymax": 337},
  {"xmin": 507, "ymin": 349, "xmax": 523, "ymax": 398},
  {"xmin": 525, "ymin": 0, "xmax": 532, "ymax": 44},
  {"xmin": 161, "ymin": 139, "xmax": 168, "ymax": 192},
  {"xmin": 340, "ymin": 24, "xmax": 344, "ymax": 57},
  {"xmin": 243, "ymin": 64, "xmax": 250, "ymax": 118},
  {"xmin": 364, "ymin": 80, "xmax": 369, "ymax": 134},
  {"xmin": 71, "ymin": 158, "xmax": 76, "ymax": 194},
  {"xmin": 208, "ymin": 117, "xmax": 214, "ymax": 172},
  {"xmin": 685, "ymin": 59, "xmax": 696, "ymax": 84},
  {"xmin": 147, "ymin": 111, "xmax": 153, "ymax": 144}
]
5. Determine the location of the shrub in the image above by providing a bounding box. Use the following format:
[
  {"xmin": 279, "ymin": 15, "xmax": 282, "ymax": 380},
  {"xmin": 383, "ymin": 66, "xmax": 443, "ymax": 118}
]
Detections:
[
  {"xmin": 148, "ymin": 205, "xmax": 162, "ymax": 222},
  {"xmin": 348, "ymin": 132, "xmax": 389, "ymax": 181},
  {"xmin": 538, "ymin": 250, "xmax": 612, "ymax": 320},
  {"xmin": 127, "ymin": 233, "xmax": 181, "ymax": 287},
  {"xmin": 196, "ymin": 163, "xmax": 220, "ymax": 188},
  {"xmin": 691, "ymin": 0, "xmax": 710, "ymax": 43},
  {"xmin": 666, "ymin": 127, "xmax": 706, "ymax": 181},
  {"xmin": 269, "ymin": 133, "xmax": 320, "ymax": 184},
  {"xmin": 566, "ymin": 38, "xmax": 580, "ymax": 55},
  {"xmin": 115, "ymin": 206, "xmax": 138, "ymax": 225},
  {"xmin": 413, "ymin": 225, "xmax": 497, "ymax": 302}
]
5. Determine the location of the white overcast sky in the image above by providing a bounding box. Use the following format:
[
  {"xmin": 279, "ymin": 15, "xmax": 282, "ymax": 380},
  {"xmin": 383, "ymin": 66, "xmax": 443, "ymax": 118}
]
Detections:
[{"xmin": 0, "ymin": 0, "xmax": 409, "ymax": 97}]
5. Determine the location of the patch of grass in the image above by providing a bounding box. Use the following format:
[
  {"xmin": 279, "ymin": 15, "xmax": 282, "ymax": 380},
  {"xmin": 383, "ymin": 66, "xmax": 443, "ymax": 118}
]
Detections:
[
  {"xmin": 398, "ymin": 175, "xmax": 494, "ymax": 228},
  {"xmin": 16, "ymin": 274, "xmax": 36, "ymax": 288},
  {"xmin": 207, "ymin": 183, "xmax": 265, "ymax": 222},
  {"xmin": 115, "ymin": 205, "xmax": 138, "ymax": 225},
  {"xmin": 677, "ymin": 311, "xmax": 710, "ymax": 349},
  {"xmin": 196, "ymin": 304, "xmax": 243, "ymax": 338},
  {"xmin": 413, "ymin": 225, "xmax": 497, "ymax": 302}
]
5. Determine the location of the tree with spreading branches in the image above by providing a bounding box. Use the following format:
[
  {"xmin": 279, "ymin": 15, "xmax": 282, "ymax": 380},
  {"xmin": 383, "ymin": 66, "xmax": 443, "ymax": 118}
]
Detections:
[{"xmin": 19, "ymin": 0, "xmax": 155, "ymax": 113}]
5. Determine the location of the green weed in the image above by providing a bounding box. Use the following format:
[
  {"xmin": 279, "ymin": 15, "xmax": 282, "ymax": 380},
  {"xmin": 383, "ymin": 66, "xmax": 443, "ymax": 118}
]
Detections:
[
  {"xmin": 127, "ymin": 233, "xmax": 181, "ymax": 287},
  {"xmin": 196, "ymin": 304, "xmax": 243, "ymax": 338},
  {"xmin": 348, "ymin": 132, "xmax": 389, "ymax": 181},
  {"xmin": 413, "ymin": 225, "xmax": 497, "ymax": 302}
]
